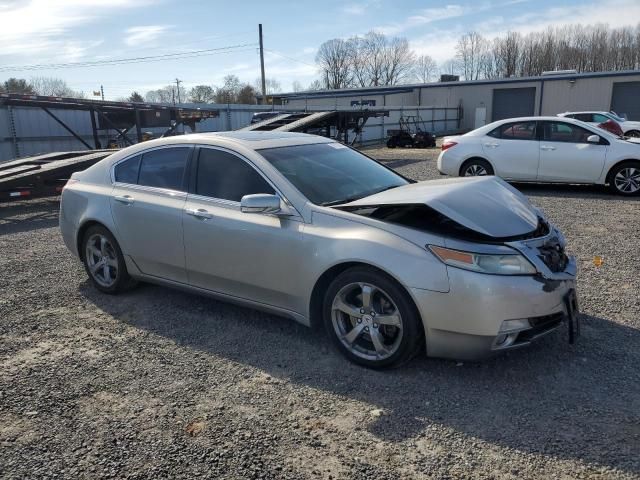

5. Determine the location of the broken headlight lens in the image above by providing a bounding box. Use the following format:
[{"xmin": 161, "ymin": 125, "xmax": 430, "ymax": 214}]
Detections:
[{"xmin": 428, "ymin": 245, "xmax": 537, "ymax": 275}]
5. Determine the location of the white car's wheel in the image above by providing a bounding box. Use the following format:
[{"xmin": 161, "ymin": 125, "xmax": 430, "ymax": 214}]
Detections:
[
  {"xmin": 625, "ymin": 130, "xmax": 640, "ymax": 138},
  {"xmin": 460, "ymin": 158, "xmax": 494, "ymax": 177},
  {"xmin": 608, "ymin": 161, "xmax": 640, "ymax": 196}
]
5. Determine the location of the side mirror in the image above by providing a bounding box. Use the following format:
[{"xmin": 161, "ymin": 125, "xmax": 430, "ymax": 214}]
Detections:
[
  {"xmin": 587, "ymin": 134, "xmax": 600, "ymax": 144},
  {"xmin": 240, "ymin": 194, "xmax": 282, "ymax": 214}
]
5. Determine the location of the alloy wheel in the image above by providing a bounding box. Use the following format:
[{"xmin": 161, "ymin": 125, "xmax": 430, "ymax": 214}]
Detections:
[
  {"xmin": 331, "ymin": 282, "xmax": 403, "ymax": 361},
  {"xmin": 85, "ymin": 233, "xmax": 118, "ymax": 287},
  {"xmin": 614, "ymin": 167, "xmax": 640, "ymax": 194},
  {"xmin": 464, "ymin": 164, "xmax": 488, "ymax": 176}
]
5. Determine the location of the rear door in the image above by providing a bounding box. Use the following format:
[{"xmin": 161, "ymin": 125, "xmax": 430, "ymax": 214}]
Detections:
[
  {"xmin": 537, "ymin": 121, "xmax": 607, "ymax": 182},
  {"xmin": 481, "ymin": 120, "xmax": 539, "ymax": 180},
  {"xmin": 110, "ymin": 146, "xmax": 192, "ymax": 283}
]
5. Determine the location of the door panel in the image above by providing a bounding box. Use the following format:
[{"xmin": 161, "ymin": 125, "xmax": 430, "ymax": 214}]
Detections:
[
  {"xmin": 183, "ymin": 197, "xmax": 305, "ymax": 312},
  {"xmin": 482, "ymin": 121, "xmax": 539, "ymax": 180},
  {"xmin": 110, "ymin": 186, "xmax": 188, "ymax": 282},
  {"xmin": 537, "ymin": 121, "xmax": 606, "ymax": 182}
]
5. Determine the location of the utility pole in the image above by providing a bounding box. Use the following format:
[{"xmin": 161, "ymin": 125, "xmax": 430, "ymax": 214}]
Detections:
[
  {"xmin": 100, "ymin": 85, "xmax": 104, "ymax": 101},
  {"xmin": 258, "ymin": 24, "xmax": 266, "ymax": 104},
  {"xmin": 175, "ymin": 78, "xmax": 182, "ymax": 104}
]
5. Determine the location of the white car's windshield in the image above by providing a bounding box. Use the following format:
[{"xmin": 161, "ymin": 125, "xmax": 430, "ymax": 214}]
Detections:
[{"xmin": 259, "ymin": 143, "xmax": 408, "ymax": 206}]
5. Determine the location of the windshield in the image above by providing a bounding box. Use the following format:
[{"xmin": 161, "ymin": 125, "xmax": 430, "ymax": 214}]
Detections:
[
  {"xmin": 258, "ymin": 143, "xmax": 408, "ymax": 205},
  {"xmin": 608, "ymin": 112, "xmax": 626, "ymax": 122}
]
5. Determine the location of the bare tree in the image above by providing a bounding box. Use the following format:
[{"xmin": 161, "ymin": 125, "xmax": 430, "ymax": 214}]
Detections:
[
  {"xmin": 456, "ymin": 32, "xmax": 487, "ymax": 80},
  {"xmin": 188, "ymin": 85, "xmax": 215, "ymax": 103},
  {"xmin": 315, "ymin": 38, "xmax": 353, "ymax": 89},
  {"xmin": 382, "ymin": 37, "xmax": 416, "ymax": 85},
  {"xmin": 440, "ymin": 59, "xmax": 461, "ymax": 77},
  {"xmin": 413, "ymin": 54, "xmax": 438, "ymax": 83},
  {"xmin": 254, "ymin": 78, "xmax": 282, "ymax": 95},
  {"xmin": 145, "ymin": 85, "xmax": 185, "ymax": 104},
  {"xmin": 291, "ymin": 80, "xmax": 303, "ymax": 92},
  {"xmin": 30, "ymin": 77, "xmax": 83, "ymax": 97}
]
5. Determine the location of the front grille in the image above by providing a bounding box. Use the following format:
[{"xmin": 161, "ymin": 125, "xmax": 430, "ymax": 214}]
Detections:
[{"xmin": 537, "ymin": 237, "xmax": 569, "ymax": 272}]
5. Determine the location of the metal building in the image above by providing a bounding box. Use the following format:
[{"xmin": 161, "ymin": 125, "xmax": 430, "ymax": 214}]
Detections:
[{"xmin": 271, "ymin": 70, "xmax": 640, "ymax": 131}]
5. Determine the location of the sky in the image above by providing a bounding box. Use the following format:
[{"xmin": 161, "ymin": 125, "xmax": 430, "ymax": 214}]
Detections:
[{"xmin": 0, "ymin": 0, "xmax": 639, "ymax": 100}]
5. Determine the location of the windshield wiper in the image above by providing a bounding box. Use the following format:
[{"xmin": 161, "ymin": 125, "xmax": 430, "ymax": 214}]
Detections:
[{"xmin": 321, "ymin": 185, "xmax": 401, "ymax": 207}]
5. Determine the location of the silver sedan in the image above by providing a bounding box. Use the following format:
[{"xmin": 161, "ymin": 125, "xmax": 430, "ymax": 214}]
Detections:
[{"xmin": 60, "ymin": 132, "xmax": 578, "ymax": 368}]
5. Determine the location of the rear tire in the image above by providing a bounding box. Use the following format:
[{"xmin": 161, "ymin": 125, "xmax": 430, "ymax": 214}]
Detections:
[
  {"xmin": 386, "ymin": 137, "xmax": 397, "ymax": 148},
  {"xmin": 323, "ymin": 267, "xmax": 424, "ymax": 369},
  {"xmin": 608, "ymin": 161, "xmax": 640, "ymax": 196},
  {"xmin": 625, "ymin": 130, "xmax": 640, "ymax": 138},
  {"xmin": 460, "ymin": 158, "xmax": 494, "ymax": 177},
  {"xmin": 82, "ymin": 225, "xmax": 137, "ymax": 294}
]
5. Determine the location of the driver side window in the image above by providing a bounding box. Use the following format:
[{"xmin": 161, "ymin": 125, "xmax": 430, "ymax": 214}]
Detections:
[{"xmin": 195, "ymin": 148, "xmax": 275, "ymax": 202}]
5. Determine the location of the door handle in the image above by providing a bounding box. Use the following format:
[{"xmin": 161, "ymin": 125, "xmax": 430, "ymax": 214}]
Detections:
[
  {"xmin": 186, "ymin": 208, "xmax": 213, "ymax": 220},
  {"xmin": 484, "ymin": 142, "xmax": 499, "ymax": 148},
  {"xmin": 114, "ymin": 194, "xmax": 134, "ymax": 205},
  {"xmin": 540, "ymin": 145, "xmax": 556, "ymax": 151}
]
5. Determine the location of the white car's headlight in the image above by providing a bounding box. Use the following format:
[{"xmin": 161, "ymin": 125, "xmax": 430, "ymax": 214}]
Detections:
[{"xmin": 428, "ymin": 245, "xmax": 537, "ymax": 275}]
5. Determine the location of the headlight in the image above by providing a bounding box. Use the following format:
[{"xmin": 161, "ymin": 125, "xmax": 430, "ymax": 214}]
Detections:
[{"xmin": 428, "ymin": 245, "xmax": 537, "ymax": 275}]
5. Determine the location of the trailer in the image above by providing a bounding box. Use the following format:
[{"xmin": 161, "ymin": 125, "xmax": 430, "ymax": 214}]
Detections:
[
  {"xmin": 238, "ymin": 109, "xmax": 389, "ymax": 145},
  {"xmin": 0, "ymin": 150, "xmax": 115, "ymax": 202}
]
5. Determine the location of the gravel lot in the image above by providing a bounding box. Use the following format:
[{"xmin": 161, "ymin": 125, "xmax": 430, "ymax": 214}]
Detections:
[{"xmin": 1, "ymin": 146, "xmax": 639, "ymax": 479}]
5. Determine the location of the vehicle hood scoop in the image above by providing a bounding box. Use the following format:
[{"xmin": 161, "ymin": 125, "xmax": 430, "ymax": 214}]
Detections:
[{"xmin": 340, "ymin": 176, "xmax": 540, "ymax": 238}]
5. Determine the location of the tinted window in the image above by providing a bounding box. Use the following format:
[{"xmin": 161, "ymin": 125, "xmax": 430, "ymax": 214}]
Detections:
[
  {"xmin": 496, "ymin": 121, "xmax": 537, "ymax": 140},
  {"xmin": 259, "ymin": 143, "xmax": 408, "ymax": 205},
  {"xmin": 544, "ymin": 122, "xmax": 593, "ymax": 143},
  {"xmin": 138, "ymin": 147, "xmax": 190, "ymax": 191},
  {"xmin": 196, "ymin": 149, "xmax": 274, "ymax": 202},
  {"xmin": 593, "ymin": 113, "xmax": 610, "ymax": 123},
  {"xmin": 114, "ymin": 155, "xmax": 140, "ymax": 184},
  {"xmin": 571, "ymin": 113, "xmax": 592, "ymax": 122}
]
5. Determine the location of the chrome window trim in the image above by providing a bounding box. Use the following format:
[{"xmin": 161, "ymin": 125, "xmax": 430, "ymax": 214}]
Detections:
[
  {"xmin": 109, "ymin": 143, "xmax": 194, "ymax": 186},
  {"xmin": 112, "ymin": 181, "xmax": 188, "ymax": 199}
]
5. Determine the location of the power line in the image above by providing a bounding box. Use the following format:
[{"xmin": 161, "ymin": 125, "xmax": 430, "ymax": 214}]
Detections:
[
  {"xmin": 264, "ymin": 48, "xmax": 316, "ymax": 67},
  {"xmin": 0, "ymin": 43, "xmax": 258, "ymax": 73}
]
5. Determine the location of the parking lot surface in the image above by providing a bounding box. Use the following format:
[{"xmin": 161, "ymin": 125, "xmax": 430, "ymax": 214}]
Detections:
[{"xmin": 1, "ymin": 146, "xmax": 639, "ymax": 479}]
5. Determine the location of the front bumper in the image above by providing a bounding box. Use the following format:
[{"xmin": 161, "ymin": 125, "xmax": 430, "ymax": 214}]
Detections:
[{"xmin": 411, "ymin": 256, "xmax": 577, "ymax": 361}]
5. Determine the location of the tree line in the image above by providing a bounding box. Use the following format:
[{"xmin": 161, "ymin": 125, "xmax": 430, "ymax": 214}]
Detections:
[
  {"xmin": 314, "ymin": 22, "xmax": 640, "ymax": 89},
  {"xmin": 0, "ymin": 77, "xmax": 85, "ymax": 97}
]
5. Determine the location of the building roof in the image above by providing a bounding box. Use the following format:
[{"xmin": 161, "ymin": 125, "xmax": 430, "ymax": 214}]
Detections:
[{"xmin": 269, "ymin": 69, "xmax": 640, "ymax": 100}]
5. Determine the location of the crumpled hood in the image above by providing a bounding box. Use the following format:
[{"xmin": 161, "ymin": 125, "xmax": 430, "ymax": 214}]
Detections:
[{"xmin": 342, "ymin": 176, "xmax": 540, "ymax": 238}]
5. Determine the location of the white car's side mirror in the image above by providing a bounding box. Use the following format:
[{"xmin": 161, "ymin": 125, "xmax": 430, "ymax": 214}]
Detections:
[{"xmin": 587, "ymin": 134, "xmax": 600, "ymax": 144}]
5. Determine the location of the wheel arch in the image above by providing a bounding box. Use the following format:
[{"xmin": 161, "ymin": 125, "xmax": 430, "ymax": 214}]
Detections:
[
  {"xmin": 76, "ymin": 220, "xmax": 112, "ymax": 261},
  {"xmin": 308, "ymin": 261, "xmax": 423, "ymax": 333},
  {"xmin": 604, "ymin": 158, "xmax": 640, "ymax": 185},
  {"xmin": 459, "ymin": 156, "xmax": 495, "ymax": 176}
]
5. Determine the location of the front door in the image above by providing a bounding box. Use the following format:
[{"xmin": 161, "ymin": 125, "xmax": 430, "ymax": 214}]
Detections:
[
  {"xmin": 182, "ymin": 147, "xmax": 306, "ymax": 313},
  {"xmin": 537, "ymin": 121, "xmax": 607, "ymax": 182},
  {"xmin": 110, "ymin": 146, "xmax": 192, "ymax": 283}
]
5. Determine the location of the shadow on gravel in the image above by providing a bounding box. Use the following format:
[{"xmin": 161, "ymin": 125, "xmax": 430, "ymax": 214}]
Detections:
[
  {"xmin": 0, "ymin": 198, "xmax": 60, "ymax": 236},
  {"xmin": 83, "ymin": 282, "xmax": 640, "ymax": 475}
]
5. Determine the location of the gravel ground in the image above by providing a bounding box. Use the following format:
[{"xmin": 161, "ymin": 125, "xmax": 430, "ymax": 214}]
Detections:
[{"xmin": 1, "ymin": 146, "xmax": 639, "ymax": 479}]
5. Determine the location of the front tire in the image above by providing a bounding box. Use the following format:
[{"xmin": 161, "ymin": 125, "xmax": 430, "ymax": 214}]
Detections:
[
  {"xmin": 82, "ymin": 225, "xmax": 137, "ymax": 294},
  {"xmin": 608, "ymin": 161, "xmax": 640, "ymax": 196},
  {"xmin": 323, "ymin": 267, "xmax": 423, "ymax": 369},
  {"xmin": 386, "ymin": 137, "xmax": 397, "ymax": 148},
  {"xmin": 460, "ymin": 158, "xmax": 494, "ymax": 177}
]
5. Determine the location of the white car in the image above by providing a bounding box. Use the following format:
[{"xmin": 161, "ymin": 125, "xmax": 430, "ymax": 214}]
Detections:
[
  {"xmin": 437, "ymin": 116, "xmax": 640, "ymax": 195},
  {"xmin": 557, "ymin": 111, "xmax": 640, "ymax": 138}
]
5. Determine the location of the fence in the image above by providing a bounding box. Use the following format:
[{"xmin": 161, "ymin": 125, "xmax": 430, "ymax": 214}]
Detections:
[{"xmin": 0, "ymin": 103, "xmax": 460, "ymax": 162}]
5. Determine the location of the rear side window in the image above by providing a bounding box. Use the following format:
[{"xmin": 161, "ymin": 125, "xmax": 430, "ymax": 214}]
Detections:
[
  {"xmin": 138, "ymin": 147, "xmax": 190, "ymax": 191},
  {"xmin": 195, "ymin": 148, "xmax": 274, "ymax": 202},
  {"xmin": 114, "ymin": 155, "xmax": 140, "ymax": 184},
  {"xmin": 593, "ymin": 113, "xmax": 609, "ymax": 123},
  {"xmin": 572, "ymin": 113, "xmax": 592, "ymax": 122},
  {"xmin": 490, "ymin": 121, "xmax": 537, "ymax": 140}
]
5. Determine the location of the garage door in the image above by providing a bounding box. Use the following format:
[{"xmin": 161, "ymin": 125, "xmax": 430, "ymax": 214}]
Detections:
[
  {"xmin": 491, "ymin": 87, "xmax": 536, "ymax": 121},
  {"xmin": 611, "ymin": 82, "xmax": 640, "ymax": 121}
]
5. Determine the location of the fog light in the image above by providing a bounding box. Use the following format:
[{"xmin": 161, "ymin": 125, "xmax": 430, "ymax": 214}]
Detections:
[
  {"xmin": 495, "ymin": 334, "xmax": 509, "ymax": 345},
  {"xmin": 493, "ymin": 332, "xmax": 519, "ymax": 349}
]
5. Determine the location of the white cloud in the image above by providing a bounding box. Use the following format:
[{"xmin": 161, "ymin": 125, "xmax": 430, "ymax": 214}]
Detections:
[
  {"xmin": 124, "ymin": 25, "xmax": 171, "ymax": 46},
  {"xmin": 0, "ymin": 0, "xmax": 157, "ymax": 63},
  {"xmin": 343, "ymin": 4, "xmax": 366, "ymax": 15}
]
